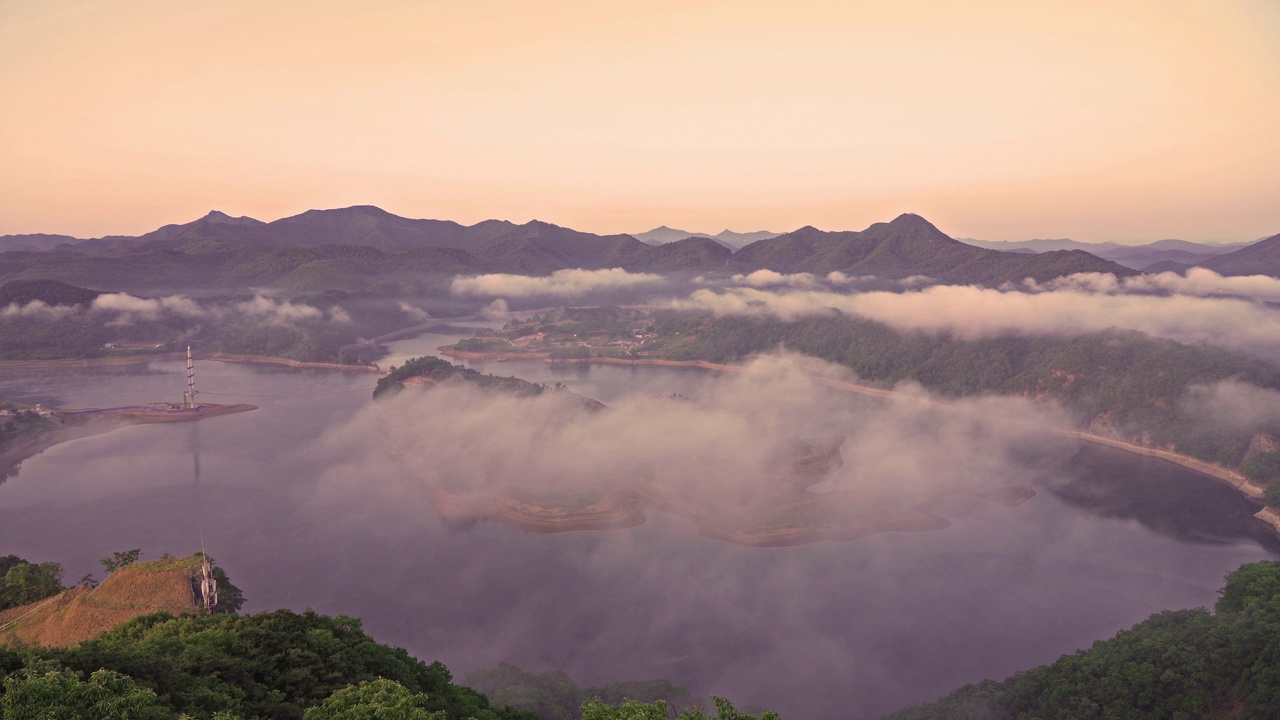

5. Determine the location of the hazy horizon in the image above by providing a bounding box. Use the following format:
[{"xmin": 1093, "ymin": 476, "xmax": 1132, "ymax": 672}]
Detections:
[
  {"xmin": 1, "ymin": 204, "xmax": 1269, "ymax": 248},
  {"xmin": 3, "ymin": 1, "xmax": 1278, "ymax": 243}
]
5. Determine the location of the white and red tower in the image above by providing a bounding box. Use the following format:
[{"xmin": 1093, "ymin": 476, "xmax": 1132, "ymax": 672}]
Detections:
[{"xmin": 183, "ymin": 345, "xmax": 198, "ymax": 407}]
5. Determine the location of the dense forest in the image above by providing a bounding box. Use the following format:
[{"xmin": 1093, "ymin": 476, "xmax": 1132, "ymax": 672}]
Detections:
[
  {"xmin": 0, "ymin": 280, "xmax": 426, "ymax": 364},
  {"xmin": 885, "ymin": 561, "xmax": 1280, "ymax": 719},
  {"xmin": 0, "ymin": 556, "xmax": 772, "ymax": 720},
  {"xmin": 649, "ymin": 312, "xmax": 1280, "ymax": 474},
  {"xmin": 372, "ymin": 356, "xmax": 551, "ymax": 400},
  {"xmin": 7, "ymin": 559, "xmax": 1280, "ymax": 719},
  {"xmin": 463, "ymin": 664, "xmax": 700, "ymax": 720}
]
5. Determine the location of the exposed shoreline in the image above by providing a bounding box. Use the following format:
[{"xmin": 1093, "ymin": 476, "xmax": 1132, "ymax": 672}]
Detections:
[
  {"xmin": 400, "ymin": 433, "xmax": 1042, "ymax": 547},
  {"xmin": 1, "ymin": 404, "xmax": 257, "ymax": 481},
  {"xmin": 0, "ymin": 352, "xmax": 187, "ymax": 371},
  {"xmin": 438, "ymin": 348, "xmax": 1280, "ymax": 537},
  {"xmin": 209, "ymin": 353, "xmax": 380, "ymax": 373}
]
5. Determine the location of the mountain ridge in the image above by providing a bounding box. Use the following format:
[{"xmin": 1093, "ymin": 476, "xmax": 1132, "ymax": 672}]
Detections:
[{"xmin": 0, "ymin": 208, "xmax": 1140, "ymax": 292}]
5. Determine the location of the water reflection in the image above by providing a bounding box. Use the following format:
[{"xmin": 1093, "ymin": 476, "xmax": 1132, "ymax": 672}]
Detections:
[
  {"xmin": 1048, "ymin": 444, "xmax": 1280, "ymax": 551},
  {"xmin": 0, "ymin": 340, "xmax": 1276, "ymax": 720}
]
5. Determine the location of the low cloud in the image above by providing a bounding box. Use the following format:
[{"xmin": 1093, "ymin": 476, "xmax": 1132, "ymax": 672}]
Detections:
[
  {"xmin": 91, "ymin": 292, "xmax": 205, "ymax": 320},
  {"xmin": 398, "ymin": 302, "xmax": 431, "ymax": 322},
  {"xmin": 669, "ymin": 283, "xmax": 1280, "ymax": 358},
  {"xmin": 2, "ymin": 291, "xmax": 356, "ymax": 329},
  {"xmin": 729, "ymin": 270, "xmax": 820, "ymax": 288},
  {"xmin": 331, "ymin": 354, "xmax": 1068, "ymax": 523},
  {"xmin": 452, "ymin": 268, "xmax": 664, "ymax": 298},
  {"xmin": 233, "ymin": 296, "xmax": 324, "ymax": 325},
  {"xmin": 0, "ymin": 300, "xmax": 79, "ymax": 320},
  {"xmin": 1032, "ymin": 268, "xmax": 1280, "ymax": 302},
  {"xmin": 1180, "ymin": 380, "xmax": 1280, "ymax": 435}
]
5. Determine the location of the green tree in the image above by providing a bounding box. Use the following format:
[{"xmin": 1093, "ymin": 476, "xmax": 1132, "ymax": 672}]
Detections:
[
  {"xmin": 580, "ymin": 697, "xmax": 778, "ymax": 720},
  {"xmin": 0, "ymin": 560, "xmax": 63, "ymax": 609},
  {"xmin": 1, "ymin": 664, "xmax": 171, "ymax": 720},
  {"xmin": 100, "ymin": 549, "xmax": 143, "ymax": 574},
  {"xmin": 303, "ymin": 679, "xmax": 446, "ymax": 720}
]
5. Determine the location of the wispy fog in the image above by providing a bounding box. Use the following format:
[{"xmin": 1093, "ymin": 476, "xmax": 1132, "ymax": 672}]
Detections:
[
  {"xmin": 1032, "ymin": 268, "xmax": 1280, "ymax": 302},
  {"xmin": 1, "ymin": 292, "xmax": 350, "ymax": 326},
  {"xmin": 669, "ymin": 277, "xmax": 1280, "ymax": 358},
  {"xmin": 1180, "ymin": 381, "xmax": 1280, "ymax": 435},
  {"xmin": 318, "ymin": 354, "xmax": 1072, "ymax": 538},
  {"xmin": 443, "ymin": 267, "xmax": 1280, "ymax": 359},
  {"xmin": 451, "ymin": 268, "xmax": 665, "ymax": 298}
]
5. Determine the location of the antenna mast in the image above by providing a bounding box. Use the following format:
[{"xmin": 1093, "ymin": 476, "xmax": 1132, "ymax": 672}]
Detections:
[
  {"xmin": 184, "ymin": 345, "xmax": 198, "ymax": 407},
  {"xmin": 198, "ymin": 525, "xmax": 218, "ymax": 615}
]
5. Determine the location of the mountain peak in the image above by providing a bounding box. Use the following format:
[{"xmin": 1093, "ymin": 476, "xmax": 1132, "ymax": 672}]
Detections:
[
  {"xmin": 201, "ymin": 210, "xmax": 262, "ymax": 226},
  {"xmin": 861, "ymin": 213, "xmax": 953, "ymax": 244},
  {"xmin": 887, "ymin": 213, "xmax": 940, "ymax": 232}
]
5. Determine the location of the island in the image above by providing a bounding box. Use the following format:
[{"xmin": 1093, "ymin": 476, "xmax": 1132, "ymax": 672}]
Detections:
[{"xmin": 377, "ymin": 357, "xmax": 1036, "ymax": 546}]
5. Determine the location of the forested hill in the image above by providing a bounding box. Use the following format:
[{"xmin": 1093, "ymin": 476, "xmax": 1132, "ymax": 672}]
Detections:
[
  {"xmin": 726, "ymin": 214, "xmax": 1137, "ymax": 284},
  {"xmin": 883, "ymin": 561, "xmax": 1280, "ymax": 719},
  {"xmin": 648, "ymin": 312, "xmax": 1280, "ymax": 482},
  {"xmin": 1196, "ymin": 232, "xmax": 1280, "ymax": 277},
  {"xmin": 0, "ymin": 208, "xmax": 1133, "ymax": 291}
]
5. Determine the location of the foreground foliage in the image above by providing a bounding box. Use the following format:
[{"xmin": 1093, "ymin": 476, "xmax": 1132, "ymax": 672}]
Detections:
[
  {"xmin": 884, "ymin": 561, "xmax": 1280, "ymax": 720},
  {"xmin": 0, "ymin": 610, "xmax": 535, "ymax": 720},
  {"xmin": 464, "ymin": 663, "xmax": 698, "ymax": 720}
]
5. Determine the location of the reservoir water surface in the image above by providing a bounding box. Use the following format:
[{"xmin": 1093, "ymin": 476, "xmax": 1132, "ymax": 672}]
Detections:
[{"xmin": 1, "ymin": 332, "xmax": 1276, "ymax": 719}]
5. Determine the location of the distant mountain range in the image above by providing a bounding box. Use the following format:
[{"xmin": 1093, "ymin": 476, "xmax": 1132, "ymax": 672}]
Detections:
[
  {"xmin": 631, "ymin": 226, "xmax": 783, "ymax": 250},
  {"xmin": 0, "ymin": 206, "xmax": 1191, "ymax": 294},
  {"xmin": 1197, "ymin": 233, "xmax": 1280, "ymax": 277},
  {"xmin": 962, "ymin": 237, "xmax": 1256, "ymax": 272}
]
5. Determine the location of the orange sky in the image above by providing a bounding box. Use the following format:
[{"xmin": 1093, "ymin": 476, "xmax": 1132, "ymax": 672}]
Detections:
[{"xmin": 2, "ymin": 0, "xmax": 1278, "ymax": 243}]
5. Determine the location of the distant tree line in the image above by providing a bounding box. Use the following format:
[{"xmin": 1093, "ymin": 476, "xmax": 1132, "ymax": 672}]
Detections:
[{"xmin": 651, "ymin": 312, "xmax": 1280, "ymax": 473}]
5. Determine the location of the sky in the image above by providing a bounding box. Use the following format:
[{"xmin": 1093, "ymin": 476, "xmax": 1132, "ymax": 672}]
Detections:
[{"xmin": 2, "ymin": 0, "xmax": 1279, "ymax": 243}]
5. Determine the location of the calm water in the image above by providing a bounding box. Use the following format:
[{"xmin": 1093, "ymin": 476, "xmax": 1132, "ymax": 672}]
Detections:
[{"xmin": 0, "ymin": 333, "xmax": 1276, "ymax": 720}]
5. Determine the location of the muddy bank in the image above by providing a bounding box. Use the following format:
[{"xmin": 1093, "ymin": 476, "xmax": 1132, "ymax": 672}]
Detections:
[
  {"xmin": 1, "ymin": 404, "xmax": 256, "ymax": 482},
  {"xmin": 0, "ymin": 352, "xmax": 187, "ymax": 372},
  {"xmin": 210, "ymin": 353, "xmax": 380, "ymax": 373}
]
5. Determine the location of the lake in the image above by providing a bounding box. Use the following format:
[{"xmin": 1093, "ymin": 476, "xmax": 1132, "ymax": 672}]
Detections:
[{"xmin": 1, "ymin": 332, "xmax": 1276, "ymax": 719}]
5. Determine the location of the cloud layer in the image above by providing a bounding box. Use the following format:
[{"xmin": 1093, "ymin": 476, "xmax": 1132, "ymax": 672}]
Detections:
[
  {"xmin": 355, "ymin": 354, "xmax": 1070, "ymax": 517},
  {"xmin": 669, "ymin": 271, "xmax": 1280, "ymax": 358},
  {"xmin": 2, "ymin": 292, "xmax": 348, "ymax": 326},
  {"xmin": 451, "ymin": 268, "xmax": 665, "ymax": 298}
]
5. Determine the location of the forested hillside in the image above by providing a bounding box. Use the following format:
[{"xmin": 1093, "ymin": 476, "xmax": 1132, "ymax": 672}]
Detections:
[
  {"xmin": 0, "ymin": 281, "xmax": 424, "ymax": 364},
  {"xmin": 649, "ymin": 312, "xmax": 1280, "ymax": 475},
  {"xmin": 884, "ymin": 561, "xmax": 1280, "ymax": 720}
]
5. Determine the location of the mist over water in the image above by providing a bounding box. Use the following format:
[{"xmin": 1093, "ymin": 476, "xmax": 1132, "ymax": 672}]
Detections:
[{"xmin": 0, "ymin": 331, "xmax": 1276, "ymax": 719}]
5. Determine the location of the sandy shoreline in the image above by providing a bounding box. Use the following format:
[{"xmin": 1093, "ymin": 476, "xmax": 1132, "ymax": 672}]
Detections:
[{"xmin": 209, "ymin": 353, "xmax": 380, "ymax": 373}]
